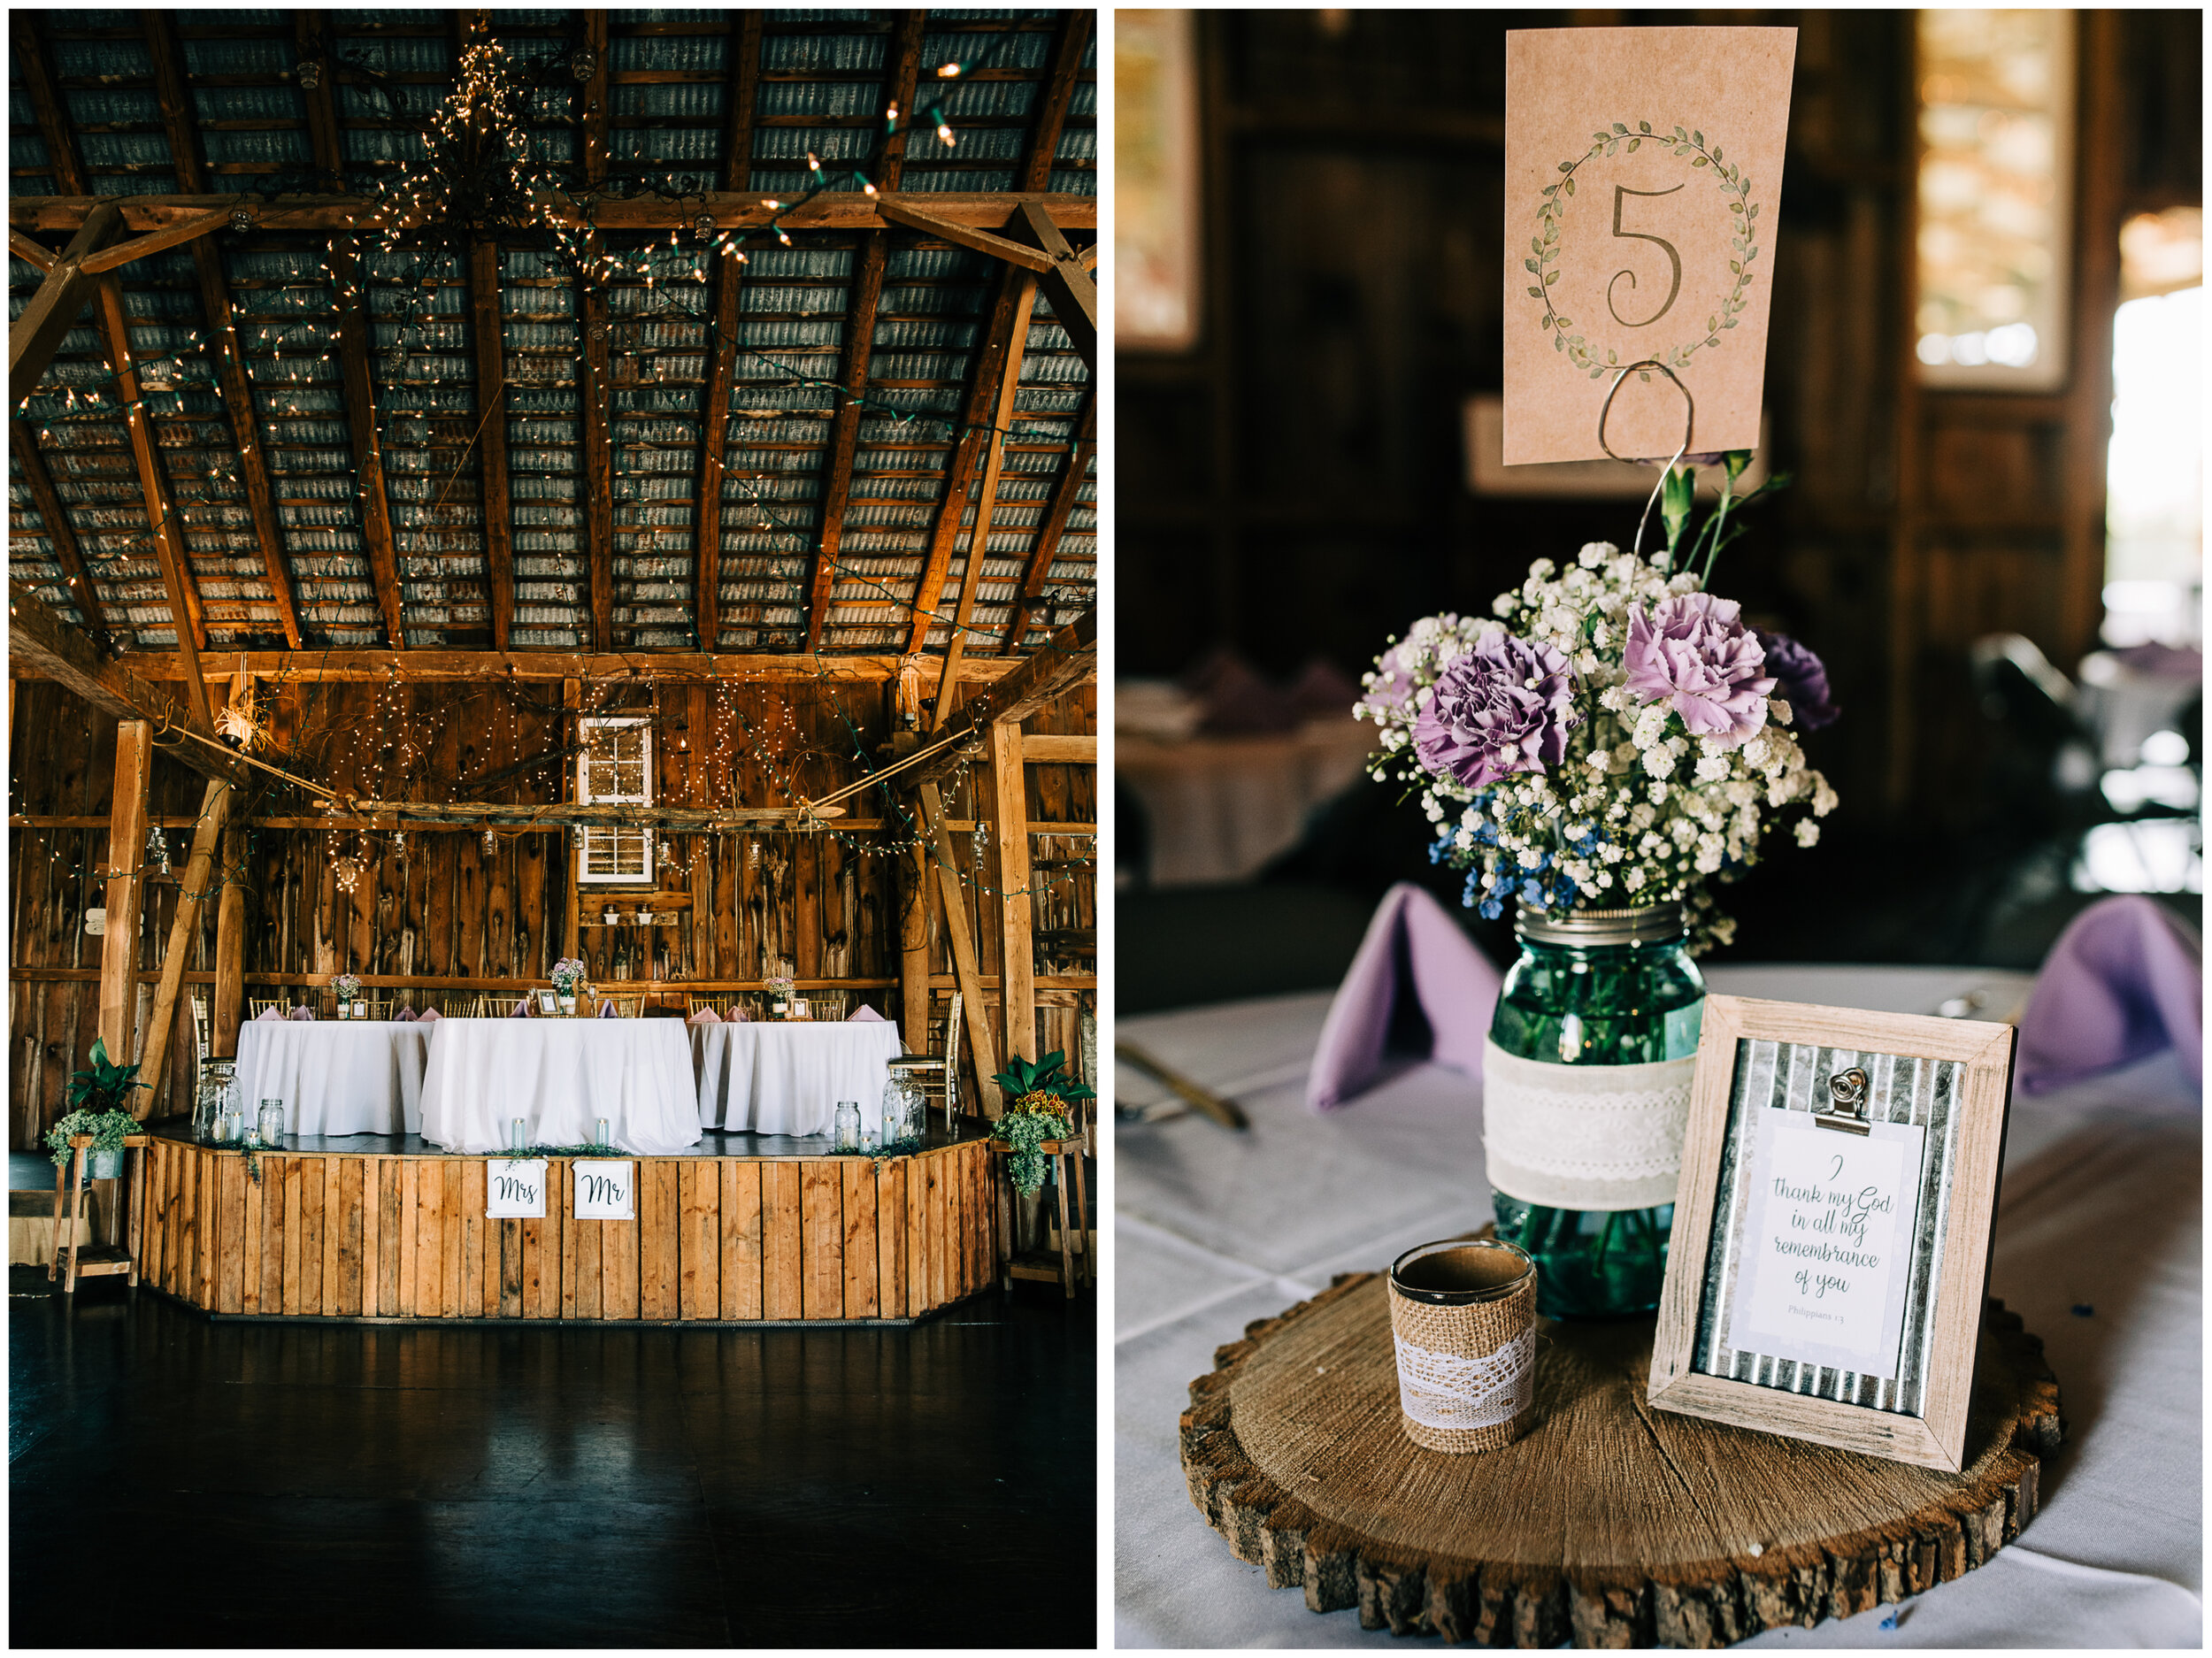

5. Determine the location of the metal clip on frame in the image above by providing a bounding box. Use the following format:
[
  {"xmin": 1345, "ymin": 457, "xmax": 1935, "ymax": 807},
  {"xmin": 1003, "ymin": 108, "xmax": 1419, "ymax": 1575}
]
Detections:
[{"xmin": 1812, "ymin": 1066, "xmax": 1872, "ymax": 1136}]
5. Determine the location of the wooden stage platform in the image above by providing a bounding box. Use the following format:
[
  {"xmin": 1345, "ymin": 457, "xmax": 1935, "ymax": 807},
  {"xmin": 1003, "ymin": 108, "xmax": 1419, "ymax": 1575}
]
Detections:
[{"xmin": 129, "ymin": 1125, "xmax": 1000, "ymax": 1326}]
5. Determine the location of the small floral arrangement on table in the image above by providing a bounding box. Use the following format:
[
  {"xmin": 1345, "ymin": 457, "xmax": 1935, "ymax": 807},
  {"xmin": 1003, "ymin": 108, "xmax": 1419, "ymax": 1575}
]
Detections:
[
  {"xmin": 763, "ymin": 976, "xmax": 795, "ymax": 1016},
  {"xmin": 1356, "ymin": 456, "xmax": 1838, "ymax": 951},
  {"xmin": 332, "ymin": 973, "xmax": 361, "ymax": 1006},
  {"xmin": 549, "ymin": 958, "xmax": 588, "ymax": 999},
  {"xmin": 989, "ymin": 1053, "xmax": 1096, "ymax": 1196}
]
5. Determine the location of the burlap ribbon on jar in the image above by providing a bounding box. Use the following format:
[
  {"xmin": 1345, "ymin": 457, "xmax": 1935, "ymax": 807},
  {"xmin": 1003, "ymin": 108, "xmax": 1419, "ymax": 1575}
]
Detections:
[{"xmin": 1386, "ymin": 1270, "xmax": 1540, "ymax": 1454}]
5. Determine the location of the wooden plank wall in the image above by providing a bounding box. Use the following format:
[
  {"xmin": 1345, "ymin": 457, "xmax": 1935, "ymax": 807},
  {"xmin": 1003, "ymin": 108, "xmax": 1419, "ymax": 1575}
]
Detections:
[
  {"xmin": 136, "ymin": 1137, "xmax": 998, "ymax": 1323},
  {"xmin": 11, "ymin": 676, "xmax": 1097, "ymax": 1148}
]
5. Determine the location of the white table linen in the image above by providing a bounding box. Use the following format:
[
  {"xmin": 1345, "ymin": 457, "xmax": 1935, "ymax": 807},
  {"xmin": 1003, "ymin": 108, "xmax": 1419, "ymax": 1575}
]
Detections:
[
  {"xmin": 235, "ymin": 1019, "xmax": 430, "ymax": 1138},
  {"xmin": 419, "ymin": 1018, "xmax": 702, "ymax": 1155},
  {"xmin": 1115, "ymin": 965, "xmax": 2201, "ymax": 1649},
  {"xmin": 690, "ymin": 1020, "xmax": 908, "ymax": 1138}
]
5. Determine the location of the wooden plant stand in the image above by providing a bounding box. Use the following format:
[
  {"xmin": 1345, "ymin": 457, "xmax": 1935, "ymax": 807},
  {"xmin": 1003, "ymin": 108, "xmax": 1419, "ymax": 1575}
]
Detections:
[
  {"xmin": 1180, "ymin": 1272, "xmax": 2062, "ymax": 1647},
  {"xmin": 49, "ymin": 1132, "xmax": 149, "ymax": 1293},
  {"xmin": 993, "ymin": 1134, "xmax": 1092, "ymax": 1297}
]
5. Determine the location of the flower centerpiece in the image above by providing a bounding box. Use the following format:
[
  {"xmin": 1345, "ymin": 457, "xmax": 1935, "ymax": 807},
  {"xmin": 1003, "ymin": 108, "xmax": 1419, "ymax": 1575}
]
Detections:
[
  {"xmin": 332, "ymin": 973, "xmax": 362, "ymax": 1017},
  {"xmin": 549, "ymin": 956, "xmax": 588, "ymax": 1015},
  {"xmin": 764, "ymin": 976, "xmax": 795, "ymax": 1019},
  {"xmin": 1356, "ymin": 456, "xmax": 1839, "ymax": 1316}
]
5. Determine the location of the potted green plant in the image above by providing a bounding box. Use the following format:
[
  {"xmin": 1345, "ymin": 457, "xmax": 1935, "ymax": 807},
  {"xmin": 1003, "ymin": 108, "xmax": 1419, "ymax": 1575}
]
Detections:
[
  {"xmin": 989, "ymin": 1052, "xmax": 1096, "ymax": 1254},
  {"xmin": 48, "ymin": 1038, "xmax": 147, "ymax": 1179}
]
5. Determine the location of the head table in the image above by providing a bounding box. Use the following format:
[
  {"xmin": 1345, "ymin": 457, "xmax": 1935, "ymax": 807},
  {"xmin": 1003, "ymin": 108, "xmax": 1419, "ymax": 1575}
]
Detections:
[
  {"xmin": 416, "ymin": 1017, "xmax": 701, "ymax": 1155},
  {"xmin": 691, "ymin": 1019, "xmax": 909, "ymax": 1139},
  {"xmin": 1114, "ymin": 964, "xmax": 2200, "ymax": 1649}
]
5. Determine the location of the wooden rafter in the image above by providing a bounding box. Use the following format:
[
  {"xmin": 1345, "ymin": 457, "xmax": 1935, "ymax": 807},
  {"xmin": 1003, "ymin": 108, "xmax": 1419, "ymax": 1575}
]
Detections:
[
  {"xmin": 905, "ymin": 265, "xmax": 1028, "ymax": 654},
  {"xmin": 9, "ymin": 231, "xmax": 57, "ymax": 272},
  {"xmin": 91, "ymin": 274, "xmax": 214, "ymax": 730},
  {"xmin": 1023, "ymin": 11, "xmax": 1093, "ymax": 195},
  {"xmin": 10, "ymin": 419, "xmax": 111, "ymax": 642},
  {"xmin": 13, "ymin": 15, "xmax": 85, "ymax": 197},
  {"xmin": 295, "ymin": 14, "xmax": 346, "ymax": 188},
  {"xmin": 21, "ymin": 649, "xmax": 1027, "ymax": 685},
  {"xmin": 805, "ymin": 238, "xmax": 890, "ymax": 650},
  {"xmin": 1003, "ymin": 389, "xmax": 1094, "ymax": 654},
  {"xmin": 8, "ymin": 586, "xmax": 242, "ymax": 775},
  {"xmin": 802, "ymin": 12, "xmax": 924, "ymax": 651},
  {"xmin": 10, "ymin": 203, "xmax": 121, "ymax": 412},
  {"xmin": 933, "ymin": 277, "xmax": 1037, "ymax": 724},
  {"xmin": 142, "ymin": 11, "xmax": 302, "ymax": 650},
  {"xmin": 580, "ymin": 12, "xmax": 615, "ymax": 654},
  {"xmin": 694, "ymin": 10, "xmax": 762, "ymax": 655},
  {"xmin": 911, "ymin": 609, "xmax": 1096, "ymax": 785},
  {"xmin": 12, "ymin": 194, "xmax": 1099, "ymax": 237},
  {"xmin": 1012, "ymin": 201, "xmax": 1097, "ymax": 372},
  {"xmin": 872, "ymin": 200, "xmax": 1056, "ymax": 273},
  {"xmin": 328, "ymin": 237, "xmax": 407, "ymax": 649}
]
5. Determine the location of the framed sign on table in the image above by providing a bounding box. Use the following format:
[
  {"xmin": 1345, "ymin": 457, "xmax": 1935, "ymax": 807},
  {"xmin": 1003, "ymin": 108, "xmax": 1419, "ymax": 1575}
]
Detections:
[{"xmin": 1648, "ymin": 995, "xmax": 2017, "ymax": 1470}]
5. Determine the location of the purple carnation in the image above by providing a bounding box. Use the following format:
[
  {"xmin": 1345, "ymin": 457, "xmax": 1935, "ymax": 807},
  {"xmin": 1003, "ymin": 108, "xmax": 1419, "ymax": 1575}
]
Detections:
[
  {"xmin": 1752, "ymin": 629, "xmax": 1839, "ymax": 730},
  {"xmin": 1356, "ymin": 638, "xmax": 1422, "ymax": 721},
  {"xmin": 1623, "ymin": 592, "xmax": 1776, "ymax": 746},
  {"xmin": 1413, "ymin": 633, "xmax": 1577, "ymax": 788}
]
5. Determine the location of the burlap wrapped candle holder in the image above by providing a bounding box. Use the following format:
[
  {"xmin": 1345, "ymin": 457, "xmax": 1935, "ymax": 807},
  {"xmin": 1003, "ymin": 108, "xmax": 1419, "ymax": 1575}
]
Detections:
[{"xmin": 1386, "ymin": 1238, "xmax": 1539, "ymax": 1454}]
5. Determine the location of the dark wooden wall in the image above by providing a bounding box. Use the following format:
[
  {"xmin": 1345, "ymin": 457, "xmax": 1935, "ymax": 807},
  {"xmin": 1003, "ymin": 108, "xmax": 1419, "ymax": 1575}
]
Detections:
[
  {"xmin": 1118, "ymin": 9, "xmax": 2203, "ymax": 834},
  {"xmin": 10, "ymin": 676, "xmax": 1095, "ymax": 1148}
]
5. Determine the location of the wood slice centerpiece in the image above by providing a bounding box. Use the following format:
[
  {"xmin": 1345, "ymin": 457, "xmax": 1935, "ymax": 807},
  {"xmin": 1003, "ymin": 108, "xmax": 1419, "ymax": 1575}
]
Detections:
[{"xmin": 1180, "ymin": 1270, "xmax": 2062, "ymax": 1647}]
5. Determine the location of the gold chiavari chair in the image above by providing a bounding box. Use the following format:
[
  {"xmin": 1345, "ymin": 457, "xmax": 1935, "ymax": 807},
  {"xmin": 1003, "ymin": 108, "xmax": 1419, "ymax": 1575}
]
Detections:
[
  {"xmin": 905, "ymin": 990, "xmax": 963, "ymax": 1129},
  {"xmin": 595, "ymin": 994, "xmax": 645, "ymax": 1019},
  {"xmin": 687, "ymin": 994, "xmax": 733, "ymax": 1017},
  {"xmin": 806, "ymin": 989, "xmax": 849, "ymax": 1021},
  {"xmin": 472, "ymin": 994, "xmax": 516, "ymax": 1018},
  {"xmin": 247, "ymin": 996, "xmax": 289, "ymax": 1017}
]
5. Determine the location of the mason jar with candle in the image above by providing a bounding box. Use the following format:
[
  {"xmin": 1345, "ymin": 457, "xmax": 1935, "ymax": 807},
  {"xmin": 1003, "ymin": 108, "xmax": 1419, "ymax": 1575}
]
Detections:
[
  {"xmin": 833, "ymin": 1101, "xmax": 862, "ymax": 1154},
  {"xmin": 1485, "ymin": 902, "xmax": 1703, "ymax": 1319},
  {"xmin": 195, "ymin": 1060, "xmax": 240, "ymax": 1144},
  {"xmin": 257, "ymin": 1100, "xmax": 288, "ymax": 1147}
]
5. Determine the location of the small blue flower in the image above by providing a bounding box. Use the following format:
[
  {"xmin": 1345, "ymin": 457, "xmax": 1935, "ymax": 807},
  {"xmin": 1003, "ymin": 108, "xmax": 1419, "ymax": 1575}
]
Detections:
[{"xmin": 1478, "ymin": 896, "xmax": 1504, "ymax": 920}]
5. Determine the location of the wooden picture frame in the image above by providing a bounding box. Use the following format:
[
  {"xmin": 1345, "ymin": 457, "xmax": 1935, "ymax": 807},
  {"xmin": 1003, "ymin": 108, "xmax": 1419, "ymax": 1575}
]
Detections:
[
  {"xmin": 534, "ymin": 988, "xmax": 558, "ymax": 1016},
  {"xmin": 1648, "ymin": 995, "xmax": 2017, "ymax": 1470}
]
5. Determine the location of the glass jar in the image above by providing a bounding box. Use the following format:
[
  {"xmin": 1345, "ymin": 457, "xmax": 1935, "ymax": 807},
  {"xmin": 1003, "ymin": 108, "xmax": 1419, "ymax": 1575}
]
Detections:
[
  {"xmin": 882, "ymin": 1062, "xmax": 929, "ymax": 1145},
  {"xmin": 833, "ymin": 1101, "xmax": 862, "ymax": 1153},
  {"xmin": 195, "ymin": 1060, "xmax": 241, "ymax": 1144},
  {"xmin": 257, "ymin": 1100, "xmax": 288, "ymax": 1145},
  {"xmin": 1486, "ymin": 902, "xmax": 1704, "ymax": 1320}
]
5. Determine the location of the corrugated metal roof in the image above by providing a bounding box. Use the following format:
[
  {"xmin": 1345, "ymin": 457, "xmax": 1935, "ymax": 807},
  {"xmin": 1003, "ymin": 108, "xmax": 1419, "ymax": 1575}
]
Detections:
[{"xmin": 12, "ymin": 7, "xmax": 1093, "ymax": 659}]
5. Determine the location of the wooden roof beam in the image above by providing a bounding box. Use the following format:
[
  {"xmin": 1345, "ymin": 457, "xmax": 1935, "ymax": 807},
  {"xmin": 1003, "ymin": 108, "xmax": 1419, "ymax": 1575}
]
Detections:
[
  {"xmin": 14, "ymin": 649, "xmax": 1028, "ymax": 685},
  {"xmin": 11, "ymin": 193, "xmax": 1100, "ymax": 236},
  {"xmin": 932, "ymin": 276, "xmax": 1036, "ymax": 723},
  {"xmin": 904, "ymin": 264, "xmax": 1028, "ymax": 655},
  {"xmin": 8, "ymin": 587, "xmax": 242, "ymax": 784},
  {"xmin": 143, "ymin": 10, "xmax": 303, "ymax": 650},
  {"xmin": 694, "ymin": 10, "xmax": 763, "ymax": 655},
  {"xmin": 13, "ymin": 16, "xmax": 85, "ymax": 196},
  {"xmin": 92, "ymin": 273, "xmax": 213, "ymax": 731},
  {"xmin": 1012, "ymin": 201, "xmax": 1096, "ymax": 372},
  {"xmin": 295, "ymin": 14, "xmax": 347, "ymax": 188},
  {"xmin": 1002, "ymin": 389, "xmax": 1094, "ymax": 654},
  {"xmin": 10, "ymin": 203, "xmax": 121, "ymax": 411},
  {"xmin": 10, "ymin": 419, "xmax": 111, "ymax": 643},
  {"xmin": 910, "ymin": 609, "xmax": 1095, "ymax": 785},
  {"xmin": 1022, "ymin": 11, "xmax": 1093, "ymax": 195},
  {"xmin": 328, "ymin": 237, "xmax": 407, "ymax": 649},
  {"xmin": 9, "ymin": 231, "xmax": 57, "ymax": 272}
]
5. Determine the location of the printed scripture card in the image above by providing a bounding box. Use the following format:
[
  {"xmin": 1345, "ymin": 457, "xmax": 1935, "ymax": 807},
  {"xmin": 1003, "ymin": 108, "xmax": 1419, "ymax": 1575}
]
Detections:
[
  {"xmin": 1722, "ymin": 1111, "xmax": 1926, "ymax": 1381},
  {"xmin": 1502, "ymin": 27, "xmax": 1797, "ymax": 464}
]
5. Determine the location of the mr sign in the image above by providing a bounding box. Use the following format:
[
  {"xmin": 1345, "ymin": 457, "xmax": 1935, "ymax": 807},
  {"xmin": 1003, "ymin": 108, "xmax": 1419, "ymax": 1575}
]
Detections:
[
  {"xmin": 573, "ymin": 1159, "xmax": 635, "ymax": 1221},
  {"xmin": 486, "ymin": 1158, "xmax": 548, "ymax": 1218}
]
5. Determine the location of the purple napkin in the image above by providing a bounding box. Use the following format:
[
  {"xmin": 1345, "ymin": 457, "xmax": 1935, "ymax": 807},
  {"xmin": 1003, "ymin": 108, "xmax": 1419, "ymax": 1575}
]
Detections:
[
  {"xmin": 849, "ymin": 1004, "xmax": 887, "ymax": 1022},
  {"xmin": 727, "ymin": 1004, "xmax": 749, "ymax": 1023},
  {"xmin": 511, "ymin": 999, "xmax": 531, "ymax": 1017},
  {"xmin": 1308, "ymin": 882, "xmax": 1503, "ymax": 1111},
  {"xmin": 419, "ymin": 1008, "xmax": 442, "ymax": 1023},
  {"xmin": 286, "ymin": 1006, "xmax": 314, "ymax": 1022},
  {"xmin": 2017, "ymin": 895, "xmax": 2202, "ymax": 1094},
  {"xmin": 688, "ymin": 1007, "xmax": 721, "ymax": 1024},
  {"xmin": 597, "ymin": 1001, "xmax": 618, "ymax": 1018},
  {"xmin": 254, "ymin": 1007, "xmax": 282, "ymax": 1023},
  {"xmin": 395, "ymin": 1006, "xmax": 419, "ymax": 1022}
]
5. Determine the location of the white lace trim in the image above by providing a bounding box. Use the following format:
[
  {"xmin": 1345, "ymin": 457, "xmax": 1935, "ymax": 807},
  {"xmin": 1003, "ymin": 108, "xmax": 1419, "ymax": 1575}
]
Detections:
[
  {"xmin": 1481, "ymin": 1038, "xmax": 1694, "ymax": 1210},
  {"xmin": 1393, "ymin": 1327, "xmax": 1536, "ymax": 1432}
]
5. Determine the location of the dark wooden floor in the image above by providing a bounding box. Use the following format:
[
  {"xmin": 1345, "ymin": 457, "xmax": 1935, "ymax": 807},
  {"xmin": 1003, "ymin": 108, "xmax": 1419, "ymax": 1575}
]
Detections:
[{"xmin": 10, "ymin": 1273, "xmax": 1095, "ymax": 1647}]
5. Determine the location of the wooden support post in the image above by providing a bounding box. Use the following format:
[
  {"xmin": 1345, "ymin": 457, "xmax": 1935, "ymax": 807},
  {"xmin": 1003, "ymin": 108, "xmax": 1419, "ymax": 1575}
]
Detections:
[
  {"xmin": 899, "ymin": 825, "xmax": 932, "ymax": 1054},
  {"xmin": 989, "ymin": 718, "xmax": 1036, "ymax": 1068},
  {"xmin": 214, "ymin": 817, "xmax": 247, "ymax": 1058},
  {"xmin": 99, "ymin": 721, "xmax": 152, "ymax": 1064},
  {"xmin": 562, "ymin": 678, "xmax": 582, "ymax": 962},
  {"xmin": 135, "ymin": 779, "xmax": 233, "ymax": 1120},
  {"xmin": 468, "ymin": 238, "xmax": 515, "ymax": 651},
  {"xmin": 933, "ymin": 277, "xmax": 1036, "ymax": 724},
  {"xmin": 915, "ymin": 780, "xmax": 1002, "ymax": 1116}
]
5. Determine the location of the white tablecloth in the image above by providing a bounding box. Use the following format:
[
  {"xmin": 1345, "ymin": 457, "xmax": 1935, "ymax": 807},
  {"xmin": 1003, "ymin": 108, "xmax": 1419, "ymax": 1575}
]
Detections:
[
  {"xmin": 419, "ymin": 1018, "xmax": 703, "ymax": 1155},
  {"xmin": 1115, "ymin": 965, "xmax": 2202, "ymax": 1649},
  {"xmin": 690, "ymin": 1020, "xmax": 908, "ymax": 1138},
  {"xmin": 1117, "ymin": 719, "xmax": 1377, "ymax": 887},
  {"xmin": 235, "ymin": 1019, "xmax": 431, "ymax": 1138}
]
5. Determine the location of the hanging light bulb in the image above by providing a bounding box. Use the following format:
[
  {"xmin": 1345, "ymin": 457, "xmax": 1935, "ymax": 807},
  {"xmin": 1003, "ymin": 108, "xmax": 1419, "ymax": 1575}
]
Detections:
[
  {"xmin": 296, "ymin": 58, "xmax": 323, "ymax": 93},
  {"xmin": 482, "ymin": 828, "xmax": 497, "ymax": 855},
  {"xmin": 148, "ymin": 825, "xmax": 172, "ymax": 876},
  {"xmin": 569, "ymin": 45, "xmax": 597, "ymax": 82},
  {"xmin": 229, "ymin": 204, "xmax": 255, "ymax": 235}
]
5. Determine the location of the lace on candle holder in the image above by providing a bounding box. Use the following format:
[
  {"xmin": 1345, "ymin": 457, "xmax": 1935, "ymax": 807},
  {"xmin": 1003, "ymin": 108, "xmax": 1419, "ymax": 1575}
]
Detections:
[{"xmin": 1392, "ymin": 1327, "xmax": 1537, "ymax": 1432}]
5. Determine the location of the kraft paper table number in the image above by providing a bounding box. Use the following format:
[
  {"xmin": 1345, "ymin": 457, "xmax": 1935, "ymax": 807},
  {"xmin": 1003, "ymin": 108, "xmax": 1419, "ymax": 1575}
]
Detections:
[
  {"xmin": 1502, "ymin": 27, "xmax": 1798, "ymax": 465},
  {"xmin": 1649, "ymin": 996, "xmax": 2017, "ymax": 1471}
]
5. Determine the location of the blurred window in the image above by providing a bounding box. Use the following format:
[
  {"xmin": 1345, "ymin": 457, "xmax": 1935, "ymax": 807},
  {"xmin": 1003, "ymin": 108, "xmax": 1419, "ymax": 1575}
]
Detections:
[
  {"xmin": 2103, "ymin": 207, "xmax": 2203, "ymax": 649},
  {"xmin": 1913, "ymin": 10, "xmax": 2074, "ymax": 389}
]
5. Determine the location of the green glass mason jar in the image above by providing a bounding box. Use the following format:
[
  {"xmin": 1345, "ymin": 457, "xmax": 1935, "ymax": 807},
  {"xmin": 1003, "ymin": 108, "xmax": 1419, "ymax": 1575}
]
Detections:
[{"xmin": 1485, "ymin": 902, "xmax": 1704, "ymax": 1319}]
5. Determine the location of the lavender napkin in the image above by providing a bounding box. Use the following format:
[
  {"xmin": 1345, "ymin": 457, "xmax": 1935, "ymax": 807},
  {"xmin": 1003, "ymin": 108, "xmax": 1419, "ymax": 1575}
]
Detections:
[
  {"xmin": 395, "ymin": 1006, "xmax": 419, "ymax": 1022},
  {"xmin": 727, "ymin": 1005, "xmax": 749, "ymax": 1023},
  {"xmin": 254, "ymin": 1007, "xmax": 281, "ymax": 1023},
  {"xmin": 419, "ymin": 1009, "xmax": 442, "ymax": 1023},
  {"xmin": 511, "ymin": 999, "xmax": 531, "ymax": 1018},
  {"xmin": 286, "ymin": 1007, "xmax": 314, "ymax": 1022},
  {"xmin": 2017, "ymin": 894, "xmax": 2202, "ymax": 1094},
  {"xmin": 688, "ymin": 1007, "xmax": 721, "ymax": 1024},
  {"xmin": 849, "ymin": 1004, "xmax": 887, "ymax": 1022},
  {"xmin": 1308, "ymin": 881, "xmax": 1504, "ymax": 1111},
  {"xmin": 596, "ymin": 1001, "xmax": 618, "ymax": 1018}
]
